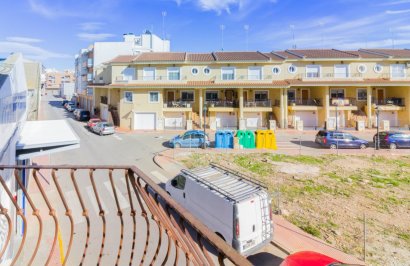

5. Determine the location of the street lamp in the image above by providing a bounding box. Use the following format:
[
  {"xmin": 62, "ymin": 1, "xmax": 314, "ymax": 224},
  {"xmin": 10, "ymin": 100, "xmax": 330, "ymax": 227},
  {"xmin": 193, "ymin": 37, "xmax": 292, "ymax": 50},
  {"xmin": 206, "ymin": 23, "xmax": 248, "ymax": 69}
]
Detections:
[
  {"xmin": 203, "ymin": 104, "xmax": 207, "ymax": 149},
  {"xmin": 333, "ymin": 102, "xmax": 338, "ymax": 131},
  {"xmin": 375, "ymin": 106, "xmax": 380, "ymax": 150}
]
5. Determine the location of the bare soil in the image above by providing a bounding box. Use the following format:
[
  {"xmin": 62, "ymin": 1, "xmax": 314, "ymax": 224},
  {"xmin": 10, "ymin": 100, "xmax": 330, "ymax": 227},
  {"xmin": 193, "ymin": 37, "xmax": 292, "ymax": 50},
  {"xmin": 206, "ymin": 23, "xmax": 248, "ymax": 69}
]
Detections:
[{"xmin": 178, "ymin": 153, "xmax": 410, "ymax": 266}]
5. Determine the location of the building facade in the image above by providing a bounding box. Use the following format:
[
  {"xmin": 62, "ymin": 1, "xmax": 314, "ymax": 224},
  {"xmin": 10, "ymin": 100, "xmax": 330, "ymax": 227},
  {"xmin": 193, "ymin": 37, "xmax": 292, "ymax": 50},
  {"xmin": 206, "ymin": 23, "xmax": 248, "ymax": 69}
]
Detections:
[
  {"xmin": 89, "ymin": 49, "xmax": 410, "ymax": 131},
  {"xmin": 44, "ymin": 69, "xmax": 75, "ymax": 91},
  {"xmin": 75, "ymin": 31, "xmax": 170, "ymax": 111}
]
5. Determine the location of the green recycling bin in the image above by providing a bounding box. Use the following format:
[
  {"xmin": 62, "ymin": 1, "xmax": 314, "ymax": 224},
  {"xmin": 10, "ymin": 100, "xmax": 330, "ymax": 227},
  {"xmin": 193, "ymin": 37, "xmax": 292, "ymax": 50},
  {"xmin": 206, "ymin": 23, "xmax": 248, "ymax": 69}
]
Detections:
[
  {"xmin": 245, "ymin": 130, "xmax": 256, "ymax": 149},
  {"xmin": 236, "ymin": 130, "xmax": 246, "ymax": 148}
]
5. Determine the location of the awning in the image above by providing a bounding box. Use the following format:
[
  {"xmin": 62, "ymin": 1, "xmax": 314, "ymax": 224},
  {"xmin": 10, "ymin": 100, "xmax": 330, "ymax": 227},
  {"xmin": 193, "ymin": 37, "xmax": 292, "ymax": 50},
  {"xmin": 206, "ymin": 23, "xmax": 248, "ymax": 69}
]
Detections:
[{"xmin": 16, "ymin": 120, "xmax": 80, "ymax": 160}]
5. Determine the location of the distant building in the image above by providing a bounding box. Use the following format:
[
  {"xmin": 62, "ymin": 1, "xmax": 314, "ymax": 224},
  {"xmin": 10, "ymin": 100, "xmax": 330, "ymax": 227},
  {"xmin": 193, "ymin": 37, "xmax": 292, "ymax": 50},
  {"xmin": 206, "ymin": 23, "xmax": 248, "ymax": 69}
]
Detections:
[
  {"xmin": 60, "ymin": 82, "xmax": 75, "ymax": 100},
  {"xmin": 75, "ymin": 31, "xmax": 170, "ymax": 112},
  {"xmin": 45, "ymin": 69, "xmax": 75, "ymax": 90}
]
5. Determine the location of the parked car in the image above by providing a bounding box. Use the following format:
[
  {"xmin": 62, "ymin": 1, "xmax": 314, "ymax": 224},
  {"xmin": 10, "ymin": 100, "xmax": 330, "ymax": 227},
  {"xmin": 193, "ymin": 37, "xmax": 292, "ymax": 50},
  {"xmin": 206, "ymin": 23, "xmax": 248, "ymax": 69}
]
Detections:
[
  {"xmin": 77, "ymin": 110, "xmax": 90, "ymax": 121},
  {"xmin": 280, "ymin": 251, "xmax": 341, "ymax": 266},
  {"xmin": 92, "ymin": 122, "xmax": 115, "ymax": 136},
  {"xmin": 166, "ymin": 164, "xmax": 273, "ymax": 255},
  {"xmin": 315, "ymin": 130, "xmax": 368, "ymax": 149},
  {"xmin": 87, "ymin": 118, "xmax": 102, "ymax": 129},
  {"xmin": 62, "ymin": 100, "xmax": 69, "ymax": 106},
  {"xmin": 66, "ymin": 103, "xmax": 76, "ymax": 112},
  {"xmin": 169, "ymin": 130, "xmax": 210, "ymax": 148},
  {"xmin": 373, "ymin": 131, "xmax": 410, "ymax": 149},
  {"xmin": 73, "ymin": 109, "xmax": 84, "ymax": 118}
]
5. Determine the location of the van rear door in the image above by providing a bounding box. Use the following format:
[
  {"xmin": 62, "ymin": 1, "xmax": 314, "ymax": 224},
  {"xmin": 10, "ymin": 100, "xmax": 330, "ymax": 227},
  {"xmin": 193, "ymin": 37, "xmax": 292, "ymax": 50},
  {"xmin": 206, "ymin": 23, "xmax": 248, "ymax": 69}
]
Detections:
[{"xmin": 237, "ymin": 196, "xmax": 260, "ymax": 253}]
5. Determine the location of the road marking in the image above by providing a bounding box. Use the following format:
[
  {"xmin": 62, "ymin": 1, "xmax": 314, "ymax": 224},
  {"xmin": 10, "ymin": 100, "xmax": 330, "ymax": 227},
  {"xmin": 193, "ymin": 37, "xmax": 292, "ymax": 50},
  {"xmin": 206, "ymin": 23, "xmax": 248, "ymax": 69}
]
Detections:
[
  {"xmin": 112, "ymin": 134, "xmax": 122, "ymax": 141},
  {"xmin": 86, "ymin": 186, "xmax": 109, "ymax": 216},
  {"xmin": 103, "ymin": 181, "xmax": 130, "ymax": 209},
  {"xmin": 65, "ymin": 190, "xmax": 84, "ymax": 225},
  {"xmin": 150, "ymin": 170, "xmax": 168, "ymax": 183}
]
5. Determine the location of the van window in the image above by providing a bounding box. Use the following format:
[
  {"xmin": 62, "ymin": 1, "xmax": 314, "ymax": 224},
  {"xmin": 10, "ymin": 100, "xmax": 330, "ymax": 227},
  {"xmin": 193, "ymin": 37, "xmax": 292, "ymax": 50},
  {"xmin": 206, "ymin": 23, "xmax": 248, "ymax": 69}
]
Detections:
[{"xmin": 172, "ymin": 175, "xmax": 186, "ymax": 190}]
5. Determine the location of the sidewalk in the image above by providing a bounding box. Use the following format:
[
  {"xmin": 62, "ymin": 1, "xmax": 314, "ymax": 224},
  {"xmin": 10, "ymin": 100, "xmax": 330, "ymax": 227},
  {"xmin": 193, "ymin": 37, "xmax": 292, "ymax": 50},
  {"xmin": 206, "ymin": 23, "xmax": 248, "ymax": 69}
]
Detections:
[{"xmin": 154, "ymin": 149, "xmax": 365, "ymax": 265}]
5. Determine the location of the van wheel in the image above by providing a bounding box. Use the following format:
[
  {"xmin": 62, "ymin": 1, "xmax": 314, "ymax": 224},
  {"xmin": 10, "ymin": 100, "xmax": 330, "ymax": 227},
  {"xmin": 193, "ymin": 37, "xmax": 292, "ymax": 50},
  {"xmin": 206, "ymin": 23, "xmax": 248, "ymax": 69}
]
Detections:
[
  {"xmin": 360, "ymin": 144, "xmax": 367, "ymax": 149},
  {"xmin": 174, "ymin": 143, "xmax": 181, "ymax": 149},
  {"xmin": 390, "ymin": 143, "xmax": 397, "ymax": 150},
  {"xmin": 329, "ymin": 144, "xmax": 337, "ymax": 149}
]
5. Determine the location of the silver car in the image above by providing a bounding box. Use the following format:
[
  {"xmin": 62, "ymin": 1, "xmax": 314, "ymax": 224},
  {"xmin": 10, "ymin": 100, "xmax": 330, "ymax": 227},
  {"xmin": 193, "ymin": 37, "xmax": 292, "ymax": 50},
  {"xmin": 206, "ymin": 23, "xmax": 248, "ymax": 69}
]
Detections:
[{"xmin": 92, "ymin": 122, "xmax": 115, "ymax": 136}]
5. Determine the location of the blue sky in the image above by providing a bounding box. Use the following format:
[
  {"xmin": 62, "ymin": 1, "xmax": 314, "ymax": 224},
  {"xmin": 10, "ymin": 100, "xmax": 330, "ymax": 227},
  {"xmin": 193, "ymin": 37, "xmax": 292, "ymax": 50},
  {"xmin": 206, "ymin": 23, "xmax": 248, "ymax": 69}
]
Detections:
[{"xmin": 1, "ymin": 0, "xmax": 410, "ymax": 70}]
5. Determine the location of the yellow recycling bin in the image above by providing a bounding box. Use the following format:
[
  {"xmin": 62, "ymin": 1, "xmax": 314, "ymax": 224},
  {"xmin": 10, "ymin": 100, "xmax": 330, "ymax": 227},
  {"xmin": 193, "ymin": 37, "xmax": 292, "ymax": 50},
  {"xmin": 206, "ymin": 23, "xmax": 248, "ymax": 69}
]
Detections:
[
  {"xmin": 255, "ymin": 130, "xmax": 266, "ymax": 149},
  {"xmin": 265, "ymin": 130, "xmax": 277, "ymax": 150}
]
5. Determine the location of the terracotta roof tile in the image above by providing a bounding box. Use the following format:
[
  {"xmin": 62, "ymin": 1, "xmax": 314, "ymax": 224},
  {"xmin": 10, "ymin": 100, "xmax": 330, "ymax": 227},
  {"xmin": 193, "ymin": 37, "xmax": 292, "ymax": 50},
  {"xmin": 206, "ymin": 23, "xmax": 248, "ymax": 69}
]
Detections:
[
  {"xmin": 213, "ymin": 51, "xmax": 269, "ymax": 61},
  {"xmin": 285, "ymin": 49, "xmax": 359, "ymax": 58},
  {"xmin": 360, "ymin": 49, "xmax": 410, "ymax": 58},
  {"xmin": 263, "ymin": 53, "xmax": 285, "ymax": 61},
  {"xmin": 274, "ymin": 51, "xmax": 302, "ymax": 59},
  {"xmin": 134, "ymin": 52, "xmax": 186, "ymax": 62},
  {"xmin": 186, "ymin": 53, "xmax": 215, "ymax": 62},
  {"xmin": 344, "ymin": 50, "xmax": 387, "ymax": 58},
  {"xmin": 110, "ymin": 55, "xmax": 137, "ymax": 63}
]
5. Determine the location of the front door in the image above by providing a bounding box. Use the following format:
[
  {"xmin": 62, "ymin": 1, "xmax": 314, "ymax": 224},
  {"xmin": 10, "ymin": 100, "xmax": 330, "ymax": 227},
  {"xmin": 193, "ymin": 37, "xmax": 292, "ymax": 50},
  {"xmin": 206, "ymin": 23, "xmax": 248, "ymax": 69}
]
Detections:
[
  {"xmin": 243, "ymin": 91, "xmax": 248, "ymax": 102},
  {"xmin": 301, "ymin": 89, "xmax": 309, "ymax": 102},
  {"xmin": 377, "ymin": 89, "xmax": 384, "ymax": 103},
  {"xmin": 225, "ymin": 90, "xmax": 234, "ymax": 101},
  {"xmin": 167, "ymin": 91, "xmax": 175, "ymax": 102}
]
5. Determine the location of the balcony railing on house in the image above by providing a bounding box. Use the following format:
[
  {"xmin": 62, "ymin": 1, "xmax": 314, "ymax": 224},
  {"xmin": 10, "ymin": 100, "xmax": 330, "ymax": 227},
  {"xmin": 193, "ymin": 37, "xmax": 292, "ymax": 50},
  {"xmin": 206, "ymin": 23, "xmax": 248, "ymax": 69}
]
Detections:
[
  {"xmin": 243, "ymin": 100, "xmax": 272, "ymax": 107},
  {"xmin": 372, "ymin": 97, "xmax": 405, "ymax": 106},
  {"xmin": 164, "ymin": 100, "xmax": 194, "ymax": 108},
  {"xmin": 329, "ymin": 97, "xmax": 357, "ymax": 106},
  {"xmin": 0, "ymin": 165, "xmax": 251, "ymax": 266},
  {"xmin": 288, "ymin": 98, "xmax": 322, "ymax": 106},
  {"xmin": 206, "ymin": 100, "xmax": 239, "ymax": 107}
]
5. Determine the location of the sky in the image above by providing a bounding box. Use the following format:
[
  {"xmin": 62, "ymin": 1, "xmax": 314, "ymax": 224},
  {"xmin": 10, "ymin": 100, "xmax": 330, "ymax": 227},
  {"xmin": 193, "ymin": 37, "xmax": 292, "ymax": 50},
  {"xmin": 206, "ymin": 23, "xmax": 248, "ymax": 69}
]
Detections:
[{"xmin": 1, "ymin": 0, "xmax": 410, "ymax": 70}]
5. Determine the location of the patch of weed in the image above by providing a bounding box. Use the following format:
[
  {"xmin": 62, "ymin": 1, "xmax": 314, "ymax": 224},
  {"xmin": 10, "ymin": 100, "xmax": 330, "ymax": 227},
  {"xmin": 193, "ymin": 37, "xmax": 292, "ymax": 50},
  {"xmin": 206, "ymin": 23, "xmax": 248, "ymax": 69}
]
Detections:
[{"xmin": 233, "ymin": 155, "xmax": 271, "ymax": 176}]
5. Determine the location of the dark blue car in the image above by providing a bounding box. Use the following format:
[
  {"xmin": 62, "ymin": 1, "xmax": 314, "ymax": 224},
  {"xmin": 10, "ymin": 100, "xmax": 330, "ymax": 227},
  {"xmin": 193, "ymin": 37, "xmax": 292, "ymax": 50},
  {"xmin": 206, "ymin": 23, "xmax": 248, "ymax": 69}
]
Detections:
[
  {"xmin": 169, "ymin": 130, "xmax": 210, "ymax": 148},
  {"xmin": 315, "ymin": 130, "xmax": 368, "ymax": 149},
  {"xmin": 373, "ymin": 131, "xmax": 410, "ymax": 149}
]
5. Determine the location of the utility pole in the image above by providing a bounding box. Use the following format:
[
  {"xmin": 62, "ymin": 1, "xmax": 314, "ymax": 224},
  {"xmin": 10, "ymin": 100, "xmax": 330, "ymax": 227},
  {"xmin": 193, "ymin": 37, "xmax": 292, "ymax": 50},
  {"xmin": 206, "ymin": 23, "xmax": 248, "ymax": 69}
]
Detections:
[
  {"xmin": 162, "ymin": 11, "xmax": 167, "ymax": 51},
  {"xmin": 290, "ymin": 24, "xmax": 296, "ymax": 49},
  {"xmin": 220, "ymin": 24, "xmax": 225, "ymax": 51}
]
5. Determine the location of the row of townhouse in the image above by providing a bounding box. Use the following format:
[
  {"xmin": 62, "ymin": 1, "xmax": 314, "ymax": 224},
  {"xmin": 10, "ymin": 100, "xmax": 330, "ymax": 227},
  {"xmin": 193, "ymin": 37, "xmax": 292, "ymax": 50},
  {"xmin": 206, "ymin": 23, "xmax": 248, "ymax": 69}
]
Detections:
[{"xmin": 81, "ymin": 49, "xmax": 410, "ymax": 131}]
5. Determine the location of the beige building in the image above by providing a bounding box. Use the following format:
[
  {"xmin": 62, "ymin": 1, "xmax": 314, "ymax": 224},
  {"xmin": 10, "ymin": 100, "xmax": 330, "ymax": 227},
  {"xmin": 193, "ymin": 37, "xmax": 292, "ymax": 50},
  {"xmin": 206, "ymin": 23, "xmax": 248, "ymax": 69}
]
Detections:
[
  {"xmin": 45, "ymin": 70, "xmax": 75, "ymax": 90},
  {"xmin": 87, "ymin": 49, "xmax": 410, "ymax": 131}
]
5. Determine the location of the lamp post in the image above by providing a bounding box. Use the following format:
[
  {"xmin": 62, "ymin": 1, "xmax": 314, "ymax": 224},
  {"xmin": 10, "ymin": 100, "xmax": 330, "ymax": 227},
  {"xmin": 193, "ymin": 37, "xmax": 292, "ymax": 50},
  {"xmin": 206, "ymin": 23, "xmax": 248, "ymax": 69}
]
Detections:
[
  {"xmin": 375, "ymin": 106, "xmax": 380, "ymax": 150},
  {"xmin": 203, "ymin": 104, "xmax": 207, "ymax": 149},
  {"xmin": 333, "ymin": 102, "xmax": 338, "ymax": 131}
]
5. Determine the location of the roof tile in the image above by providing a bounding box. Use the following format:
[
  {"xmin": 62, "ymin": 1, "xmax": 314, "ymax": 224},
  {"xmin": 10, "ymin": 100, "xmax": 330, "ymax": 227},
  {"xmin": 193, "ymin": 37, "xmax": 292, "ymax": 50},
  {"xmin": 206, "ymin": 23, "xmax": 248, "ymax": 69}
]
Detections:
[
  {"xmin": 213, "ymin": 51, "xmax": 269, "ymax": 61},
  {"xmin": 186, "ymin": 53, "xmax": 215, "ymax": 62},
  {"xmin": 134, "ymin": 52, "xmax": 186, "ymax": 62},
  {"xmin": 110, "ymin": 55, "xmax": 137, "ymax": 63}
]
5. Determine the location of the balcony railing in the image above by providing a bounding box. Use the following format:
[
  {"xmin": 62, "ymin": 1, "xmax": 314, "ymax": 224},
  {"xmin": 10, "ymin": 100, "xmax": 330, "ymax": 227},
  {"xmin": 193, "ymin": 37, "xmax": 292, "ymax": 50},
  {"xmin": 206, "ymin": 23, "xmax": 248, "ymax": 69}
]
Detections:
[
  {"xmin": 243, "ymin": 100, "xmax": 272, "ymax": 107},
  {"xmin": 288, "ymin": 98, "xmax": 322, "ymax": 106},
  {"xmin": 206, "ymin": 100, "xmax": 239, "ymax": 107},
  {"xmin": 329, "ymin": 97, "xmax": 357, "ymax": 106},
  {"xmin": 0, "ymin": 165, "xmax": 251, "ymax": 266},
  {"xmin": 372, "ymin": 97, "xmax": 405, "ymax": 106},
  {"xmin": 297, "ymin": 72, "xmax": 364, "ymax": 79},
  {"xmin": 164, "ymin": 100, "xmax": 194, "ymax": 108}
]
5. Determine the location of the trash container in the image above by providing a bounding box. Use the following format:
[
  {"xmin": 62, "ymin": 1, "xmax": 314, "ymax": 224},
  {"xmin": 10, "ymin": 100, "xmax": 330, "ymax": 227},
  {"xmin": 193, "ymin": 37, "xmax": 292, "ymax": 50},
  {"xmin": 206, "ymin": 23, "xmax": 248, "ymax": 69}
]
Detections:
[
  {"xmin": 265, "ymin": 130, "xmax": 277, "ymax": 150},
  {"xmin": 224, "ymin": 131, "xmax": 234, "ymax": 149},
  {"xmin": 215, "ymin": 131, "xmax": 225, "ymax": 148},
  {"xmin": 255, "ymin": 130, "xmax": 266, "ymax": 149},
  {"xmin": 236, "ymin": 130, "xmax": 246, "ymax": 149},
  {"xmin": 245, "ymin": 130, "xmax": 256, "ymax": 149}
]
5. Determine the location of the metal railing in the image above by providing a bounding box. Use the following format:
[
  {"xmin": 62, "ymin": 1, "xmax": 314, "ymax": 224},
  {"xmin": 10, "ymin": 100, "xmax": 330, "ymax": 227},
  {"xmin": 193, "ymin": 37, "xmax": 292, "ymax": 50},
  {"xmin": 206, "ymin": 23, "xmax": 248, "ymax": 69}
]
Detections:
[
  {"xmin": 244, "ymin": 100, "xmax": 272, "ymax": 107},
  {"xmin": 164, "ymin": 100, "xmax": 194, "ymax": 108},
  {"xmin": 288, "ymin": 98, "xmax": 322, "ymax": 106},
  {"xmin": 372, "ymin": 97, "xmax": 405, "ymax": 106},
  {"xmin": 329, "ymin": 97, "xmax": 357, "ymax": 106},
  {"xmin": 206, "ymin": 100, "xmax": 239, "ymax": 107},
  {"xmin": 0, "ymin": 165, "xmax": 251, "ymax": 266}
]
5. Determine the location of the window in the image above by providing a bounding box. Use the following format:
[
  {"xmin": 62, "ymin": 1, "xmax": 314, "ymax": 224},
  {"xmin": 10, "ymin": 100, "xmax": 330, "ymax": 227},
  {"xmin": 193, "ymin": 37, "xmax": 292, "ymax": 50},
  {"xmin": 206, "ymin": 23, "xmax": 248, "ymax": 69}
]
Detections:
[
  {"xmin": 357, "ymin": 64, "xmax": 367, "ymax": 74},
  {"xmin": 171, "ymin": 175, "xmax": 186, "ymax": 190},
  {"xmin": 391, "ymin": 64, "xmax": 406, "ymax": 78},
  {"xmin": 206, "ymin": 91, "xmax": 218, "ymax": 101},
  {"xmin": 221, "ymin": 67, "xmax": 235, "ymax": 80},
  {"xmin": 272, "ymin": 66, "xmax": 281, "ymax": 75},
  {"xmin": 191, "ymin": 67, "xmax": 199, "ymax": 75},
  {"xmin": 357, "ymin": 88, "xmax": 367, "ymax": 101},
  {"xmin": 149, "ymin": 91, "xmax": 159, "ymax": 103},
  {"xmin": 143, "ymin": 67, "xmax": 156, "ymax": 80},
  {"xmin": 330, "ymin": 89, "xmax": 345, "ymax": 98},
  {"xmin": 181, "ymin": 91, "xmax": 194, "ymax": 101},
  {"xmin": 287, "ymin": 89, "xmax": 296, "ymax": 102},
  {"xmin": 203, "ymin": 67, "xmax": 211, "ymax": 75},
  {"xmin": 374, "ymin": 64, "xmax": 383, "ymax": 73},
  {"xmin": 334, "ymin": 64, "xmax": 349, "ymax": 78},
  {"xmin": 167, "ymin": 67, "xmax": 180, "ymax": 80},
  {"xmin": 255, "ymin": 91, "xmax": 268, "ymax": 101},
  {"xmin": 248, "ymin": 66, "xmax": 262, "ymax": 80},
  {"xmin": 306, "ymin": 65, "xmax": 321, "ymax": 78},
  {"xmin": 124, "ymin": 91, "xmax": 133, "ymax": 103},
  {"xmin": 122, "ymin": 67, "xmax": 135, "ymax": 81},
  {"xmin": 288, "ymin": 64, "xmax": 297, "ymax": 74},
  {"xmin": 87, "ymin": 73, "xmax": 93, "ymax": 81}
]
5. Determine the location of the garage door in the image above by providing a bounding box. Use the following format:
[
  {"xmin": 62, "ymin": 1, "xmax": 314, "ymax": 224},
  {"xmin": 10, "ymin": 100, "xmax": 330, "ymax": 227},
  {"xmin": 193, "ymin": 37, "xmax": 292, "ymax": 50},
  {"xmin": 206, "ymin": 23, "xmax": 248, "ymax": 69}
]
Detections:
[
  {"xmin": 134, "ymin": 113, "xmax": 156, "ymax": 130},
  {"xmin": 295, "ymin": 111, "xmax": 317, "ymax": 127},
  {"xmin": 379, "ymin": 111, "xmax": 397, "ymax": 127},
  {"xmin": 244, "ymin": 112, "xmax": 261, "ymax": 128},
  {"xmin": 216, "ymin": 113, "xmax": 237, "ymax": 128},
  {"xmin": 164, "ymin": 113, "xmax": 184, "ymax": 128}
]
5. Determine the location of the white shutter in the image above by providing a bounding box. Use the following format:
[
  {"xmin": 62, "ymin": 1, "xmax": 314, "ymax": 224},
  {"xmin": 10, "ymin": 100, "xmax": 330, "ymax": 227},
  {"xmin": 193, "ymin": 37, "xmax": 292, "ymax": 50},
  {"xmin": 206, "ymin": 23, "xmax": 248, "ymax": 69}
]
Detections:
[
  {"xmin": 334, "ymin": 65, "xmax": 348, "ymax": 78},
  {"xmin": 248, "ymin": 67, "xmax": 262, "ymax": 80}
]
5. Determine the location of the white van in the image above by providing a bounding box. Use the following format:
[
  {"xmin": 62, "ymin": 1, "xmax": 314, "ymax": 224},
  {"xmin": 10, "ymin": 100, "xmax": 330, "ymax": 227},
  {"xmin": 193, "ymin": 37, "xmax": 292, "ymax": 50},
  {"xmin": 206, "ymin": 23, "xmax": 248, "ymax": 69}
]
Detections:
[{"xmin": 165, "ymin": 164, "xmax": 273, "ymax": 256}]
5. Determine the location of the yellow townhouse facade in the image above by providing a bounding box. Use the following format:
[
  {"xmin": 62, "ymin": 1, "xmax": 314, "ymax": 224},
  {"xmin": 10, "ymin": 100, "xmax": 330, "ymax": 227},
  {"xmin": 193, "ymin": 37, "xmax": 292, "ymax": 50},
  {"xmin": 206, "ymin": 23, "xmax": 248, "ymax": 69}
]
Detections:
[{"xmin": 84, "ymin": 49, "xmax": 410, "ymax": 131}]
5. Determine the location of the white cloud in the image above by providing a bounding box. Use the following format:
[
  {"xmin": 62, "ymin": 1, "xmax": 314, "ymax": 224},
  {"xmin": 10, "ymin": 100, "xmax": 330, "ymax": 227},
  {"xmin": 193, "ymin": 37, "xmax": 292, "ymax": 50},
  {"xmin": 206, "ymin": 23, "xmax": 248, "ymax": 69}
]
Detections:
[
  {"xmin": 0, "ymin": 41, "xmax": 71, "ymax": 61},
  {"xmin": 6, "ymin": 36, "xmax": 43, "ymax": 43},
  {"xmin": 77, "ymin": 33, "xmax": 115, "ymax": 41},
  {"xmin": 79, "ymin": 22, "xmax": 105, "ymax": 31},
  {"xmin": 196, "ymin": 0, "xmax": 238, "ymax": 14},
  {"xmin": 379, "ymin": 0, "xmax": 410, "ymax": 6},
  {"xmin": 386, "ymin": 9, "xmax": 410, "ymax": 14}
]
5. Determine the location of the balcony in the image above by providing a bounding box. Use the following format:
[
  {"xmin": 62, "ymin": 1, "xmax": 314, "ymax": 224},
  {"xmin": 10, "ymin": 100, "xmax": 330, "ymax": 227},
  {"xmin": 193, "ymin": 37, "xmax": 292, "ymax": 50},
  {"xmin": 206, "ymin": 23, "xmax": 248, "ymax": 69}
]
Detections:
[
  {"xmin": 297, "ymin": 72, "xmax": 364, "ymax": 81},
  {"xmin": 0, "ymin": 165, "xmax": 251, "ymax": 266},
  {"xmin": 206, "ymin": 100, "xmax": 238, "ymax": 108},
  {"xmin": 329, "ymin": 97, "xmax": 358, "ymax": 111},
  {"xmin": 373, "ymin": 97, "xmax": 405, "ymax": 106},
  {"xmin": 288, "ymin": 98, "xmax": 322, "ymax": 106},
  {"xmin": 244, "ymin": 100, "xmax": 272, "ymax": 107},
  {"xmin": 164, "ymin": 100, "xmax": 193, "ymax": 108},
  {"xmin": 114, "ymin": 75, "xmax": 188, "ymax": 83}
]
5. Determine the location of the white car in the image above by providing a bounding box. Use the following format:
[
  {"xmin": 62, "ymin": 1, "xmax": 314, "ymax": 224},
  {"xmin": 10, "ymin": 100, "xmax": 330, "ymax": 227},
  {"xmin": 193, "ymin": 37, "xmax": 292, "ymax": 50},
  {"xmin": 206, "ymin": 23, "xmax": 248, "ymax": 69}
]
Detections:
[
  {"xmin": 166, "ymin": 164, "xmax": 273, "ymax": 256},
  {"xmin": 66, "ymin": 103, "xmax": 76, "ymax": 112},
  {"xmin": 92, "ymin": 122, "xmax": 115, "ymax": 136}
]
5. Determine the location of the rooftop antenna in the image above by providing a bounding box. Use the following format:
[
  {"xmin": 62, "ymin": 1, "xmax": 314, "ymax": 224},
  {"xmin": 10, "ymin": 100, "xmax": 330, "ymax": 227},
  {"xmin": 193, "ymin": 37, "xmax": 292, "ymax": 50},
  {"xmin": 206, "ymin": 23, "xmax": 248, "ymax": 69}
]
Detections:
[
  {"xmin": 389, "ymin": 28, "xmax": 395, "ymax": 49},
  {"xmin": 290, "ymin": 24, "xmax": 296, "ymax": 49},
  {"xmin": 220, "ymin": 24, "xmax": 225, "ymax": 51},
  {"xmin": 162, "ymin": 11, "xmax": 167, "ymax": 51},
  {"xmin": 244, "ymin": 24, "xmax": 250, "ymax": 51},
  {"xmin": 319, "ymin": 21, "xmax": 324, "ymax": 48}
]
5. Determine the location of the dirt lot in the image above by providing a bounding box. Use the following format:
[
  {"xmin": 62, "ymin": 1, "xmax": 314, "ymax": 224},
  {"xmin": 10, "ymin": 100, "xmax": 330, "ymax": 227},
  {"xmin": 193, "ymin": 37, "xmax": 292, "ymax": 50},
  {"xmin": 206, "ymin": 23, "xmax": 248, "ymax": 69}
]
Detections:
[{"xmin": 178, "ymin": 153, "xmax": 410, "ymax": 266}]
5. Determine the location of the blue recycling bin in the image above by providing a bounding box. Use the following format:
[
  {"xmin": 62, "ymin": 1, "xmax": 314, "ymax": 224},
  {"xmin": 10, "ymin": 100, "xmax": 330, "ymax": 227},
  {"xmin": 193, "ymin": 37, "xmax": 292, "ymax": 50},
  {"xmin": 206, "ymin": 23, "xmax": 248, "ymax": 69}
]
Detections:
[
  {"xmin": 224, "ymin": 131, "xmax": 234, "ymax": 148},
  {"xmin": 215, "ymin": 131, "xmax": 225, "ymax": 148}
]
